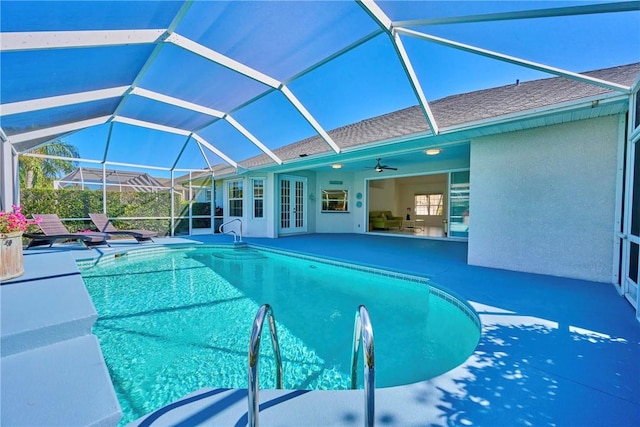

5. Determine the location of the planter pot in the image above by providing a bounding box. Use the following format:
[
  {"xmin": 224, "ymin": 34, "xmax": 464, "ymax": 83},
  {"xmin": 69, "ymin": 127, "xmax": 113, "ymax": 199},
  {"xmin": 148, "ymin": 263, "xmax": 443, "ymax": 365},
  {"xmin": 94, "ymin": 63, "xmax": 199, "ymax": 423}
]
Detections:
[{"xmin": 1, "ymin": 231, "xmax": 24, "ymax": 282}]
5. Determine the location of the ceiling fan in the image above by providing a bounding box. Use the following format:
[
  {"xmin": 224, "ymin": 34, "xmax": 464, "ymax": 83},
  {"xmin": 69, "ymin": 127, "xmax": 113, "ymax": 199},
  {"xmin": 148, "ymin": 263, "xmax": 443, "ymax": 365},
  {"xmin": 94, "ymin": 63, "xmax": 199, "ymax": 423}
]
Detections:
[{"xmin": 370, "ymin": 158, "xmax": 397, "ymax": 173}]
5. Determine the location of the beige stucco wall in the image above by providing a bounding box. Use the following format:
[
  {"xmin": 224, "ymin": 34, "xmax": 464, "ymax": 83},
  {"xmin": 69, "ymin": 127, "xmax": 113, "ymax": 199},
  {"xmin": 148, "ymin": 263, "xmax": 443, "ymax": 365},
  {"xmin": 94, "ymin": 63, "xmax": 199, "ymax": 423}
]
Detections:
[{"xmin": 468, "ymin": 115, "xmax": 622, "ymax": 282}]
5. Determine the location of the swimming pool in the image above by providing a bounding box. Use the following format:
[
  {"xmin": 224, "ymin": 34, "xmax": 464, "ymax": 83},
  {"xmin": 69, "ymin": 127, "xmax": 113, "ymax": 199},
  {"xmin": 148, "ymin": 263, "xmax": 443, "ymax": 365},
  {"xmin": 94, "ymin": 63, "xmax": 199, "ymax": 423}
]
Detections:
[{"xmin": 78, "ymin": 245, "xmax": 480, "ymax": 425}]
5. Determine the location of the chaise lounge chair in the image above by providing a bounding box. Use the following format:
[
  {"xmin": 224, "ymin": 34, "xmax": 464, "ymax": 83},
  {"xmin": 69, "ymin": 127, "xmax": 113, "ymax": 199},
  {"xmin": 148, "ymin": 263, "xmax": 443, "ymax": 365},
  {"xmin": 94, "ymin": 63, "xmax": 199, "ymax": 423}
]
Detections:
[
  {"xmin": 89, "ymin": 213, "xmax": 157, "ymax": 243},
  {"xmin": 25, "ymin": 214, "xmax": 111, "ymax": 249}
]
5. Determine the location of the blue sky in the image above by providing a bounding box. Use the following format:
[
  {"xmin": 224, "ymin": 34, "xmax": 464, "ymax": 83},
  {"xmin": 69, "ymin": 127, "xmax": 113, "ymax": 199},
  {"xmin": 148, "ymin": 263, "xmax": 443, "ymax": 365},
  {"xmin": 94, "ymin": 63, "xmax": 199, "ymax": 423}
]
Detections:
[{"xmin": 8, "ymin": 1, "xmax": 639, "ymax": 177}]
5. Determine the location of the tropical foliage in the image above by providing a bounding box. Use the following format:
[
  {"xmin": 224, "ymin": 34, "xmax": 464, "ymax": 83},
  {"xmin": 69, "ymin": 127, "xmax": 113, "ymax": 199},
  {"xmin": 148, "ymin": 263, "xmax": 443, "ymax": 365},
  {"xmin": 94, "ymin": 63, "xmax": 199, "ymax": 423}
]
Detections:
[
  {"xmin": 19, "ymin": 142, "xmax": 80, "ymax": 189},
  {"xmin": 19, "ymin": 188, "xmax": 184, "ymax": 235}
]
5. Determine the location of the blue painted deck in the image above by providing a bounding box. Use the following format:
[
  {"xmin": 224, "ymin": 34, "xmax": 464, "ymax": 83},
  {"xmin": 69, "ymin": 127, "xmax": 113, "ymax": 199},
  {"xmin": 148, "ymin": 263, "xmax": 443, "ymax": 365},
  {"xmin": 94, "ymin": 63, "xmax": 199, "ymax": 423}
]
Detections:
[
  {"xmin": 5, "ymin": 233, "xmax": 639, "ymax": 426},
  {"xmin": 192, "ymin": 233, "xmax": 640, "ymax": 426}
]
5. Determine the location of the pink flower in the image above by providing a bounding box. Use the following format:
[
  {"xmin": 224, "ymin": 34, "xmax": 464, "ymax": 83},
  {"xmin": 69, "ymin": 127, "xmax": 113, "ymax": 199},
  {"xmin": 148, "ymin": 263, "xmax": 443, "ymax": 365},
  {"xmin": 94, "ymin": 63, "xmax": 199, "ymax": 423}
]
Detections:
[{"xmin": 0, "ymin": 206, "xmax": 40, "ymax": 234}]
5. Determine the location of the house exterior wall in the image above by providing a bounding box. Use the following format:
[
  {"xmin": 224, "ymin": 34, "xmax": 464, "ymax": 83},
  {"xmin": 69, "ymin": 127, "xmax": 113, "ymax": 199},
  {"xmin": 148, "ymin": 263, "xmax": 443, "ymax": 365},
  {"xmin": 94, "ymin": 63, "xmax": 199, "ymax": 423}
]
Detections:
[
  {"xmin": 468, "ymin": 115, "xmax": 622, "ymax": 282},
  {"xmin": 314, "ymin": 170, "xmax": 355, "ymax": 233},
  {"xmin": 219, "ymin": 173, "xmax": 278, "ymax": 238}
]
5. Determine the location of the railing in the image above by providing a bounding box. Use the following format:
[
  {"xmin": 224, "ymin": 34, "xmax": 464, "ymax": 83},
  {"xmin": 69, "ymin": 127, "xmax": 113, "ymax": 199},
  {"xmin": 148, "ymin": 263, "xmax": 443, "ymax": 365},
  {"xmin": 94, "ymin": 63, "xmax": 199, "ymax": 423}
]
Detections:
[
  {"xmin": 219, "ymin": 218, "xmax": 243, "ymax": 243},
  {"xmin": 248, "ymin": 304, "xmax": 283, "ymax": 427},
  {"xmin": 351, "ymin": 305, "xmax": 375, "ymax": 427}
]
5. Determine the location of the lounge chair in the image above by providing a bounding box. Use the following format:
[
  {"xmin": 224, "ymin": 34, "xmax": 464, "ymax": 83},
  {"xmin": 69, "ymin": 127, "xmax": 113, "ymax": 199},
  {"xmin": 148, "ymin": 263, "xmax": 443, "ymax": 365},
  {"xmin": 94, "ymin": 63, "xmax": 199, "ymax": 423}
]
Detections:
[
  {"xmin": 25, "ymin": 214, "xmax": 111, "ymax": 249},
  {"xmin": 89, "ymin": 213, "xmax": 157, "ymax": 243}
]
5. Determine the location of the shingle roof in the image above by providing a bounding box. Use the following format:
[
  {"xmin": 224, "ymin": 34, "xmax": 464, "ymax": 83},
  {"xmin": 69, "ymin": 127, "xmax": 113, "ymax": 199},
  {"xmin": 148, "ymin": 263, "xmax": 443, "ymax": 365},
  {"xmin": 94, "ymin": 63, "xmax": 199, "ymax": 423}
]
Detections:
[
  {"xmin": 58, "ymin": 167, "xmax": 167, "ymax": 192},
  {"xmin": 229, "ymin": 62, "xmax": 640, "ymax": 172}
]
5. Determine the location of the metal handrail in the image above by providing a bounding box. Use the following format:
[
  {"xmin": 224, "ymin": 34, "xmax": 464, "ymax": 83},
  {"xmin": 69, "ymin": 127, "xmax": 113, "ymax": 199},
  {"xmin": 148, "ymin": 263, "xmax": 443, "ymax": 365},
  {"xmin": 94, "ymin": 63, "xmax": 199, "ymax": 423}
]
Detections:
[
  {"xmin": 350, "ymin": 305, "xmax": 375, "ymax": 427},
  {"xmin": 219, "ymin": 218, "xmax": 243, "ymax": 243},
  {"xmin": 248, "ymin": 304, "xmax": 283, "ymax": 427}
]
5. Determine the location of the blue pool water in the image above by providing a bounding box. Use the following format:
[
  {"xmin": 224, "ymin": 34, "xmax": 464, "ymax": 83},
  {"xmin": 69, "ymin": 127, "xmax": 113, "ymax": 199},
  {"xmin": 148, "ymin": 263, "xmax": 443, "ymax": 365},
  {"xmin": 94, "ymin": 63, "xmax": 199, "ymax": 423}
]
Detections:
[{"xmin": 79, "ymin": 246, "xmax": 480, "ymax": 424}]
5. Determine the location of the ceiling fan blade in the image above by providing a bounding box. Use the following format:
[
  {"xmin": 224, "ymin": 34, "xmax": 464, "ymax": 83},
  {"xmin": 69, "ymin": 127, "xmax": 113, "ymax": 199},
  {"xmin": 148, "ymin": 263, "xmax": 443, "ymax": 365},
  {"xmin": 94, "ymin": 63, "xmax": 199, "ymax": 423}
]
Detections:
[{"xmin": 371, "ymin": 158, "xmax": 397, "ymax": 172}]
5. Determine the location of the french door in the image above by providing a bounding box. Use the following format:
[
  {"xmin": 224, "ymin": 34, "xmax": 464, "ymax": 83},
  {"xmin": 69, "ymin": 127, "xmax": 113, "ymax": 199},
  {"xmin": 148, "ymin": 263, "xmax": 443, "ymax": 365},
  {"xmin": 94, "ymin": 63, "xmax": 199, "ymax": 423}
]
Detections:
[{"xmin": 279, "ymin": 175, "xmax": 306, "ymax": 234}]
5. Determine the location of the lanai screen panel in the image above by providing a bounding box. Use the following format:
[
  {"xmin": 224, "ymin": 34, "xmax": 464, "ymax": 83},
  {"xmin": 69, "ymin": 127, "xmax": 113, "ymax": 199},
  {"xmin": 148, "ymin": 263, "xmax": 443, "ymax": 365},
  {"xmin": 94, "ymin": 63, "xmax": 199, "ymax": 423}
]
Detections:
[
  {"xmin": 57, "ymin": 124, "xmax": 111, "ymax": 162},
  {"xmin": 287, "ymin": 33, "xmax": 419, "ymax": 131},
  {"xmin": 0, "ymin": 46, "xmax": 152, "ymax": 103},
  {"xmin": 0, "ymin": 1, "xmax": 182, "ymax": 31},
  {"xmin": 378, "ymin": 0, "xmax": 591, "ymax": 21},
  {"xmin": 137, "ymin": 44, "xmax": 272, "ymax": 114},
  {"xmin": 13, "ymin": 135, "xmax": 72, "ymax": 154},
  {"xmin": 118, "ymin": 96, "xmax": 215, "ymax": 132},
  {"xmin": 231, "ymin": 90, "xmax": 318, "ymax": 153},
  {"xmin": 176, "ymin": 1, "xmax": 380, "ymax": 81},
  {"xmin": 105, "ymin": 123, "xmax": 193, "ymax": 170},
  {"xmin": 173, "ymin": 138, "xmax": 218, "ymax": 171},
  {"xmin": 197, "ymin": 120, "xmax": 266, "ymax": 164},
  {"xmin": 2, "ymin": 99, "xmax": 121, "ymax": 137}
]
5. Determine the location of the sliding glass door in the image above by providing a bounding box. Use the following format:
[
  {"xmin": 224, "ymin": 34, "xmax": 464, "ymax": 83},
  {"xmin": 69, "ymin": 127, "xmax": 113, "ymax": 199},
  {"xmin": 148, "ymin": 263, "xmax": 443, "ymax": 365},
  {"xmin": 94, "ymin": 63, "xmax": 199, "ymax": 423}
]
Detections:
[
  {"xmin": 620, "ymin": 85, "xmax": 640, "ymax": 321},
  {"xmin": 449, "ymin": 171, "xmax": 470, "ymax": 238}
]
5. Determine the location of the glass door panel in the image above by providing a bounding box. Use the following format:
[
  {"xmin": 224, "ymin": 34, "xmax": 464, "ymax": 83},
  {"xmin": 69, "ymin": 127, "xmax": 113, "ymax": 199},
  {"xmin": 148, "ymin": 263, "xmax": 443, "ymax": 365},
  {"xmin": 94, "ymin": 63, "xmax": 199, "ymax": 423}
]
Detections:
[
  {"xmin": 279, "ymin": 175, "xmax": 306, "ymax": 234},
  {"xmin": 449, "ymin": 170, "xmax": 470, "ymax": 238}
]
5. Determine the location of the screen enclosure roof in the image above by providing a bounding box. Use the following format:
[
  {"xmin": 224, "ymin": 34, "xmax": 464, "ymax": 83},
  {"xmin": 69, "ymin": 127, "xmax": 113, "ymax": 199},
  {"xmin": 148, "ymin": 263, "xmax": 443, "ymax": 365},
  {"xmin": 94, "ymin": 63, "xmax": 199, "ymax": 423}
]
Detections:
[{"xmin": 1, "ymin": 1, "xmax": 639, "ymax": 176}]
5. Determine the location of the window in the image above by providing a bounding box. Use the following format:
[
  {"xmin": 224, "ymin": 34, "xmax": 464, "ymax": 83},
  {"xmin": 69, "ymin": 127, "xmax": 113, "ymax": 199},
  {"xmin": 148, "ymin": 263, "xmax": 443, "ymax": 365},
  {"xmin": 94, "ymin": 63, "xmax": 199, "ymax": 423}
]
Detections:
[
  {"xmin": 205, "ymin": 190, "xmax": 212, "ymax": 202},
  {"xmin": 253, "ymin": 179, "xmax": 264, "ymax": 218},
  {"xmin": 322, "ymin": 189, "xmax": 349, "ymax": 212},
  {"xmin": 415, "ymin": 193, "xmax": 443, "ymax": 215},
  {"xmin": 227, "ymin": 179, "xmax": 243, "ymax": 217}
]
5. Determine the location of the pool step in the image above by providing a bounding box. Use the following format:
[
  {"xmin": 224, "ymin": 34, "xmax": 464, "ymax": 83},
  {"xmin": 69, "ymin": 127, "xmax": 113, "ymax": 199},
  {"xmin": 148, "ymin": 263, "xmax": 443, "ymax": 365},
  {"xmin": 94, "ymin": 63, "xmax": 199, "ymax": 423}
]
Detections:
[
  {"xmin": 1, "ymin": 254, "xmax": 97, "ymax": 356},
  {"xmin": 1, "ymin": 335, "xmax": 121, "ymax": 427},
  {"xmin": 129, "ymin": 387, "xmax": 373, "ymax": 426},
  {"xmin": 1, "ymin": 252, "xmax": 122, "ymax": 426},
  {"xmin": 212, "ymin": 248, "xmax": 268, "ymax": 260}
]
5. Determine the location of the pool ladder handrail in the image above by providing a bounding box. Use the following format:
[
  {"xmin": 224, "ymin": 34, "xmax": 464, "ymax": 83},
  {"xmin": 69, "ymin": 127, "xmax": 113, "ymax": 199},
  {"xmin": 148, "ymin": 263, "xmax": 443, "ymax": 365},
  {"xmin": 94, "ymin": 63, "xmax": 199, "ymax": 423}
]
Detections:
[
  {"xmin": 351, "ymin": 304, "xmax": 375, "ymax": 427},
  {"xmin": 219, "ymin": 218, "xmax": 243, "ymax": 243},
  {"xmin": 248, "ymin": 304, "xmax": 283, "ymax": 427}
]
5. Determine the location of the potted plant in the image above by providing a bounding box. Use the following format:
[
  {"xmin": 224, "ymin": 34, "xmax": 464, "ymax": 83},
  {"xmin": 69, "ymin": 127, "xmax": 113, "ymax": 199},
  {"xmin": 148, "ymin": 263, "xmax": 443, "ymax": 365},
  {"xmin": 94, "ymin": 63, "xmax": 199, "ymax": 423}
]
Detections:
[{"xmin": 0, "ymin": 206, "xmax": 40, "ymax": 281}]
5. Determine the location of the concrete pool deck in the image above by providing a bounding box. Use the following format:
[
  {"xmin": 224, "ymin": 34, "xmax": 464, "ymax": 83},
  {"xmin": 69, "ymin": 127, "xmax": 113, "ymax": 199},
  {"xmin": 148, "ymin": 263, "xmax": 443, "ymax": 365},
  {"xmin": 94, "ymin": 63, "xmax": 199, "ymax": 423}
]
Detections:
[{"xmin": 1, "ymin": 233, "xmax": 638, "ymax": 426}]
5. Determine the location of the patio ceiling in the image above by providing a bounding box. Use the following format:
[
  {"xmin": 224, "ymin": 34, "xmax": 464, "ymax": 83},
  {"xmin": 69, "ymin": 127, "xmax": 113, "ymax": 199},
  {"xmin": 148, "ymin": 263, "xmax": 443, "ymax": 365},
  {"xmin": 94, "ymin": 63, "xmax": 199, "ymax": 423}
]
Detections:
[{"xmin": 1, "ymin": 1, "xmax": 639, "ymax": 175}]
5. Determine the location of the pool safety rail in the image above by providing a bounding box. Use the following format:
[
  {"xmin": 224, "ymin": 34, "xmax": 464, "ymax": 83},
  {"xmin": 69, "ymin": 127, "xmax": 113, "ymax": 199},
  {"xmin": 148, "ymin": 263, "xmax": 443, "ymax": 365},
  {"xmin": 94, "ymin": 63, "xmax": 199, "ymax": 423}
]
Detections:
[
  {"xmin": 351, "ymin": 305, "xmax": 375, "ymax": 427},
  {"xmin": 247, "ymin": 304, "xmax": 375, "ymax": 427},
  {"xmin": 219, "ymin": 218, "xmax": 243, "ymax": 243},
  {"xmin": 248, "ymin": 304, "xmax": 283, "ymax": 427}
]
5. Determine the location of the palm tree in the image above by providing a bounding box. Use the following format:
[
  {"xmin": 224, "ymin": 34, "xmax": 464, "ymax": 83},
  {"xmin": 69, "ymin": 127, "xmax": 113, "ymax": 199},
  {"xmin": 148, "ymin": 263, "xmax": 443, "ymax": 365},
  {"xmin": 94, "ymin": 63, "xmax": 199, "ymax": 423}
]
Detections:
[{"xmin": 19, "ymin": 141, "xmax": 80, "ymax": 189}]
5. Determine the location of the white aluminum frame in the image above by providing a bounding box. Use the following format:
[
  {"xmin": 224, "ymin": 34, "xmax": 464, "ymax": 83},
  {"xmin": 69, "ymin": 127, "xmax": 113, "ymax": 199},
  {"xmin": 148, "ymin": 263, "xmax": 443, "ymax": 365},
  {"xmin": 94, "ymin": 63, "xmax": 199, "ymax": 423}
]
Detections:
[
  {"xmin": 358, "ymin": 0, "xmax": 440, "ymax": 135},
  {"xmin": 621, "ymin": 83, "xmax": 640, "ymax": 321}
]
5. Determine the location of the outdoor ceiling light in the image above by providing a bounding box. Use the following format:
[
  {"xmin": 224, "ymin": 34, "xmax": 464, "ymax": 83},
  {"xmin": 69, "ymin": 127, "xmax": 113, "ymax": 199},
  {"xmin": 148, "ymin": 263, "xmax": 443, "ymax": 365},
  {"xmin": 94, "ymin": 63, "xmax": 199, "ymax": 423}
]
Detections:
[
  {"xmin": 425, "ymin": 148, "xmax": 442, "ymax": 156},
  {"xmin": 332, "ymin": 163, "xmax": 343, "ymax": 169}
]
